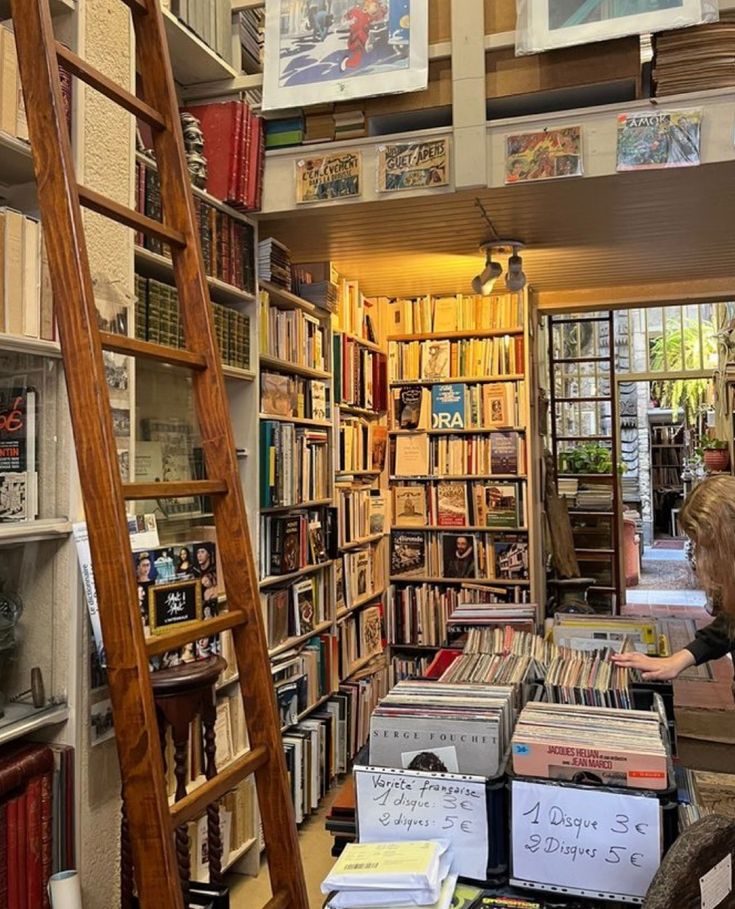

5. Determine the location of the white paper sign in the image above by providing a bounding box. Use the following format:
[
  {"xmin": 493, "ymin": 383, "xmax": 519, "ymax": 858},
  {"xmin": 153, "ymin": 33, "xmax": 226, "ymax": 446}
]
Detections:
[
  {"xmin": 354, "ymin": 766, "xmax": 489, "ymax": 881},
  {"xmin": 511, "ymin": 780, "xmax": 662, "ymax": 902},
  {"xmin": 701, "ymin": 853, "xmax": 732, "ymax": 909}
]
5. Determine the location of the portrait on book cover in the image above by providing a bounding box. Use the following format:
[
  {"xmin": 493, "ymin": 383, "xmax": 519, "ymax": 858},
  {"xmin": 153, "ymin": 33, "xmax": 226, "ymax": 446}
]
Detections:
[
  {"xmin": 515, "ymin": 0, "xmax": 718, "ymax": 54},
  {"xmin": 262, "ymin": 0, "xmax": 429, "ymax": 111}
]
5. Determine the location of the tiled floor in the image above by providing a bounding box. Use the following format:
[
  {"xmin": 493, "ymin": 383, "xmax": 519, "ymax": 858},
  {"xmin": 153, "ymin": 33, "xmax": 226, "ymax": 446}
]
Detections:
[
  {"xmin": 229, "ymin": 785, "xmax": 340, "ymax": 908},
  {"xmin": 626, "ymin": 587, "xmax": 707, "ymax": 607}
]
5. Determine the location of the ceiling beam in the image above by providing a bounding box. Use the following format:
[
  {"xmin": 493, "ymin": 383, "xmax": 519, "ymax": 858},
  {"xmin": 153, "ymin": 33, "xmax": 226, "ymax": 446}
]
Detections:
[{"xmin": 533, "ymin": 277, "xmax": 735, "ymax": 313}]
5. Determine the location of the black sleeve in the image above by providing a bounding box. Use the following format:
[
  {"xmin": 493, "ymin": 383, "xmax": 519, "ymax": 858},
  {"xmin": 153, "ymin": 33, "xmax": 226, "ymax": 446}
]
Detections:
[{"xmin": 684, "ymin": 614, "xmax": 733, "ymax": 665}]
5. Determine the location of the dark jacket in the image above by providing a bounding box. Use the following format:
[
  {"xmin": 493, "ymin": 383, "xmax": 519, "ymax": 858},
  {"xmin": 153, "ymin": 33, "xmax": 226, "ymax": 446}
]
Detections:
[{"xmin": 685, "ymin": 614, "xmax": 734, "ymax": 666}]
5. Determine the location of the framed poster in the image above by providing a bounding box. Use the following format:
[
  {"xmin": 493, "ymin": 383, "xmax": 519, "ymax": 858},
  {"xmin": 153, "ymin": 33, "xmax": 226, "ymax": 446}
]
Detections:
[
  {"xmin": 516, "ymin": 0, "xmax": 718, "ymax": 55},
  {"xmin": 148, "ymin": 578, "xmax": 203, "ymax": 636},
  {"xmin": 262, "ymin": 0, "xmax": 429, "ymax": 112},
  {"xmin": 505, "ymin": 127, "xmax": 583, "ymax": 184},
  {"xmin": 377, "ymin": 137, "xmax": 449, "ymax": 192},
  {"xmin": 296, "ymin": 151, "xmax": 361, "ymax": 202},
  {"xmin": 617, "ymin": 110, "xmax": 702, "ymax": 171}
]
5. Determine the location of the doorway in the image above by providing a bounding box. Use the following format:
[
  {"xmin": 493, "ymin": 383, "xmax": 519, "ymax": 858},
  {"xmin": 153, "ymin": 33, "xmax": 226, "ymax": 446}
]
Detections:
[{"xmin": 545, "ymin": 301, "xmax": 731, "ymax": 613}]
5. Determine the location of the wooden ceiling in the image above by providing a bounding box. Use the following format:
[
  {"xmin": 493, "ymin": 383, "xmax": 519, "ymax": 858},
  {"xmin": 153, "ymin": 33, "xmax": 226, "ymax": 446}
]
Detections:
[{"xmin": 260, "ymin": 161, "xmax": 735, "ymax": 300}]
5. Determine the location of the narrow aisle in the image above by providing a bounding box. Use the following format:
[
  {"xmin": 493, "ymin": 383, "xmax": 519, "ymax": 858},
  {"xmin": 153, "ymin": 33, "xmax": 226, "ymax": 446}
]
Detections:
[{"xmin": 229, "ymin": 784, "xmax": 342, "ymax": 908}]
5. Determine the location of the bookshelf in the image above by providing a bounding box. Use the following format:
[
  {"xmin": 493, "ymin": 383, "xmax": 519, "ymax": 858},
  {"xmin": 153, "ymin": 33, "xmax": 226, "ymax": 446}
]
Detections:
[{"xmin": 386, "ymin": 290, "xmax": 542, "ymax": 665}]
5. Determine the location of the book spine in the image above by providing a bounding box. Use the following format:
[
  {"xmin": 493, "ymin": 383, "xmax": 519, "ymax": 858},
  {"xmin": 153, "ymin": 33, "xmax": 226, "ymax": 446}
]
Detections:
[
  {"xmin": 40, "ymin": 771, "xmax": 52, "ymax": 909},
  {"xmin": 7, "ymin": 795, "xmax": 19, "ymax": 909},
  {"xmin": 25, "ymin": 775, "xmax": 43, "ymax": 909},
  {"xmin": 17, "ymin": 789, "xmax": 27, "ymax": 909},
  {"xmin": 0, "ymin": 802, "xmax": 7, "ymax": 907}
]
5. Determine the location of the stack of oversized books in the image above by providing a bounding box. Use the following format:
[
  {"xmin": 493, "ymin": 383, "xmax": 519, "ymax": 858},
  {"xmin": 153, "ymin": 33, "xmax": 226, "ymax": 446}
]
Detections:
[
  {"xmin": 322, "ymin": 840, "xmax": 457, "ymax": 909},
  {"xmin": 369, "ymin": 679, "xmax": 514, "ymax": 778},
  {"xmin": 511, "ymin": 701, "xmax": 670, "ymax": 790},
  {"xmin": 653, "ymin": 13, "xmax": 735, "ymax": 96},
  {"xmin": 258, "ymin": 238, "xmax": 292, "ymax": 289}
]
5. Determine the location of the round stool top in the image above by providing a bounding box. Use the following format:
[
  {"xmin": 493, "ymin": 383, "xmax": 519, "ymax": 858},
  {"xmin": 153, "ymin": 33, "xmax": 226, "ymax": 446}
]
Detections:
[{"xmin": 150, "ymin": 655, "xmax": 227, "ymax": 696}]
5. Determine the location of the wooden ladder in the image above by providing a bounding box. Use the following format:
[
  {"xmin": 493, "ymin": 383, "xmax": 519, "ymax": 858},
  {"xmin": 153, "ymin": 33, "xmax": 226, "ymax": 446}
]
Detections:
[{"xmin": 11, "ymin": 2, "xmax": 309, "ymax": 907}]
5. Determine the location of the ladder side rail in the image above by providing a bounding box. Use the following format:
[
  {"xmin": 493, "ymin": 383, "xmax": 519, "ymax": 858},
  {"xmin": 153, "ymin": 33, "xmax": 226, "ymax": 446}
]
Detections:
[
  {"xmin": 133, "ymin": 2, "xmax": 309, "ymax": 904},
  {"xmin": 11, "ymin": 2, "xmax": 185, "ymax": 906}
]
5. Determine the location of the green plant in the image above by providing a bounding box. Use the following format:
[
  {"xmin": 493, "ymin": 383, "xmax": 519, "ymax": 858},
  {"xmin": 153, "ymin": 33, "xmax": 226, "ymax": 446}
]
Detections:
[
  {"xmin": 649, "ymin": 317, "xmax": 718, "ymax": 422},
  {"xmin": 699, "ymin": 437, "xmax": 728, "ymax": 451},
  {"xmin": 559, "ymin": 442, "xmax": 613, "ymax": 475}
]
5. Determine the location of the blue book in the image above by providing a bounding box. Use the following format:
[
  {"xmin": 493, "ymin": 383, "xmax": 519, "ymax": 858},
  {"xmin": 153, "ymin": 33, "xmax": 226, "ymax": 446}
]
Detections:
[{"xmin": 431, "ymin": 383, "xmax": 466, "ymax": 430}]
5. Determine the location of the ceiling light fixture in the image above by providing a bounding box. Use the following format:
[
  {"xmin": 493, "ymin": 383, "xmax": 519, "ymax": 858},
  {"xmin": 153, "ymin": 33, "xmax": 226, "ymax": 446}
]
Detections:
[
  {"xmin": 506, "ymin": 244, "xmax": 527, "ymax": 292},
  {"xmin": 472, "ymin": 251, "xmax": 503, "ymax": 296}
]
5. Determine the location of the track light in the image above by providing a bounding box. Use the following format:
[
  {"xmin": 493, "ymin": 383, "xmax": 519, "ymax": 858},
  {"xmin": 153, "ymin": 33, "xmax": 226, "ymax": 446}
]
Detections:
[
  {"xmin": 472, "ymin": 255, "xmax": 503, "ymax": 296},
  {"xmin": 506, "ymin": 249, "xmax": 527, "ymax": 291},
  {"xmin": 472, "ymin": 238, "xmax": 527, "ymax": 296}
]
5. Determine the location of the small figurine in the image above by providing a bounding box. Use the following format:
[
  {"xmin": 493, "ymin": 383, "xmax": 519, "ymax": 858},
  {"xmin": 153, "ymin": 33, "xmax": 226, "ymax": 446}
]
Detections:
[{"xmin": 180, "ymin": 112, "xmax": 207, "ymax": 189}]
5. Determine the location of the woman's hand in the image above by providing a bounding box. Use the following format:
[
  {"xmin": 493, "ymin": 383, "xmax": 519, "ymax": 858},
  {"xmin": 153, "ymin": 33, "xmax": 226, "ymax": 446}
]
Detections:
[{"xmin": 610, "ymin": 648, "xmax": 696, "ymax": 681}]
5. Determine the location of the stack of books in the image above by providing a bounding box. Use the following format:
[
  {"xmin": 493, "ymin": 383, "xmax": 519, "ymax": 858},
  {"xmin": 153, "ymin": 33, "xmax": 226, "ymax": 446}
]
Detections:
[
  {"xmin": 653, "ymin": 13, "xmax": 735, "ymax": 96},
  {"xmin": 296, "ymin": 279, "xmax": 340, "ymax": 313},
  {"xmin": 333, "ymin": 109, "xmax": 366, "ymax": 141},
  {"xmin": 265, "ymin": 116, "xmax": 305, "ymax": 149},
  {"xmin": 576, "ymin": 483, "xmax": 613, "ymax": 510},
  {"xmin": 322, "ymin": 841, "xmax": 457, "ymax": 909},
  {"xmin": 369, "ymin": 680, "xmax": 514, "ymax": 778},
  {"xmin": 447, "ymin": 603, "xmax": 538, "ymax": 635},
  {"xmin": 0, "ymin": 209, "xmax": 55, "ymax": 342},
  {"xmin": 258, "ymin": 238, "xmax": 292, "ymax": 289},
  {"xmin": 511, "ymin": 701, "xmax": 670, "ymax": 791},
  {"xmin": 164, "ymin": 0, "xmax": 232, "ymax": 60},
  {"xmin": 557, "ymin": 477, "xmax": 579, "ymax": 499},
  {"xmin": 304, "ymin": 111, "xmax": 336, "ymax": 145},
  {"xmin": 238, "ymin": 7, "xmax": 264, "ymax": 73}
]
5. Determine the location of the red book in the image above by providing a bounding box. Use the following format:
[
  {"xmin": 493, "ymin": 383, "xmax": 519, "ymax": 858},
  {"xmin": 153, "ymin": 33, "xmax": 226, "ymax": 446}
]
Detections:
[
  {"xmin": 242, "ymin": 101, "xmax": 254, "ymax": 209},
  {"xmin": 249, "ymin": 114, "xmax": 264, "ymax": 211},
  {"xmin": 180, "ymin": 102, "xmax": 241, "ymax": 204},
  {"xmin": 7, "ymin": 796, "xmax": 19, "ymax": 909},
  {"xmin": 228, "ymin": 100, "xmax": 245, "ymax": 204},
  {"xmin": 255, "ymin": 114, "xmax": 266, "ymax": 212},
  {"xmin": 0, "ymin": 802, "xmax": 8, "ymax": 907},
  {"xmin": 25, "ymin": 776, "xmax": 43, "ymax": 909},
  {"xmin": 40, "ymin": 771, "xmax": 52, "ymax": 909},
  {"xmin": 17, "ymin": 790, "xmax": 27, "ymax": 909}
]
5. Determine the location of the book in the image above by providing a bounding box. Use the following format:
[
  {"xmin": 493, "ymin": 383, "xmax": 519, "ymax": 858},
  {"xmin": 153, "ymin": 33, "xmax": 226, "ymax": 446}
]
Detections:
[
  {"xmin": 260, "ymin": 372, "xmax": 296, "ymax": 417},
  {"xmin": 368, "ymin": 494, "xmax": 387, "ymax": 535},
  {"xmin": 421, "ymin": 340, "xmax": 450, "ymax": 380},
  {"xmin": 436, "ymin": 482, "xmax": 468, "ymax": 527},
  {"xmin": 484, "ymin": 483, "xmax": 520, "ymax": 529},
  {"xmin": 0, "ymin": 386, "xmax": 37, "ymax": 522},
  {"xmin": 293, "ymin": 579, "xmax": 316, "ymax": 635},
  {"xmin": 431, "ymin": 384, "xmax": 466, "ymax": 430},
  {"xmin": 390, "ymin": 531, "xmax": 426, "ymax": 577},
  {"xmin": 393, "ymin": 486, "xmax": 427, "ymax": 527},
  {"xmin": 441, "ymin": 532, "xmax": 477, "ymax": 579},
  {"xmin": 394, "ymin": 386, "xmax": 429, "ymax": 430},
  {"xmin": 394, "ymin": 433, "xmax": 429, "ymax": 476},
  {"xmin": 311, "ymin": 381, "xmax": 327, "ymax": 421},
  {"xmin": 308, "ymin": 520, "xmax": 329, "ymax": 563},
  {"xmin": 493, "ymin": 540, "xmax": 528, "ymax": 579},
  {"xmin": 265, "ymin": 588, "xmax": 292, "ymax": 648},
  {"xmin": 371, "ymin": 425, "xmax": 388, "ymax": 472},
  {"xmin": 490, "ymin": 431, "xmax": 520, "ymax": 475},
  {"xmin": 270, "ymin": 516, "xmax": 304, "ymax": 575}
]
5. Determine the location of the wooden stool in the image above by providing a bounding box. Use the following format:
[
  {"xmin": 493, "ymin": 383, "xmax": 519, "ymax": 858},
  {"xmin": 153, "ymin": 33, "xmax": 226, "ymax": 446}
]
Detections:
[
  {"xmin": 644, "ymin": 814, "xmax": 735, "ymax": 908},
  {"xmin": 121, "ymin": 656, "xmax": 227, "ymax": 908}
]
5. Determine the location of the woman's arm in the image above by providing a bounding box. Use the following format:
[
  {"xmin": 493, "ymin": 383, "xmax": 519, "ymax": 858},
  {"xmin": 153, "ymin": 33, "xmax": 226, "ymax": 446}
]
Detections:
[{"xmin": 683, "ymin": 613, "xmax": 732, "ymax": 665}]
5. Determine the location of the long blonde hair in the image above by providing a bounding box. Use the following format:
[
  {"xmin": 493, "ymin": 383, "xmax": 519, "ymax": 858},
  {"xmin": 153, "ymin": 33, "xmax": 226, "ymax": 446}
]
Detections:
[{"xmin": 680, "ymin": 474, "xmax": 735, "ymax": 617}]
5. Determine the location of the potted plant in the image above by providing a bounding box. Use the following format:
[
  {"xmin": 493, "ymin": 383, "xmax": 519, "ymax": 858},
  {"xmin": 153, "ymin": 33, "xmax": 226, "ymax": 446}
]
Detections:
[
  {"xmin": 700, "ymin": 437, "xmax": 731, "ymax": 473},
  {"xmin": 559, "ymin": 442, "xmax": 613, "ymax": 475}
]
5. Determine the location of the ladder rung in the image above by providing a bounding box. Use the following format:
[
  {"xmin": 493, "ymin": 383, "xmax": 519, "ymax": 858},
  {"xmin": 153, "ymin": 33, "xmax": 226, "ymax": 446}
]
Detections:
[
  {"xmin": 122, "ymin": 480, "xmax": 227, "ymax": 500},
  {"xmin": 169, "ymin": 745, "xmax": 269, "ymax": 828},
  {"xmin": 77, "ymin": 184, "xmax": 186, "ymax": 250},
  {"xmin": 56, "ymin": 44, "xmax": 165, "ymax": 131},
  {"xmin": 264, "ymin": 894, "xmax": 289, "ymax": 909},
  {"xmin": 145, "ymin": 610, "xmax": 245, "ymax": 658},
  {"xmin": 100, "ymin": 332, "xmax": 207, "ymax": 371}
]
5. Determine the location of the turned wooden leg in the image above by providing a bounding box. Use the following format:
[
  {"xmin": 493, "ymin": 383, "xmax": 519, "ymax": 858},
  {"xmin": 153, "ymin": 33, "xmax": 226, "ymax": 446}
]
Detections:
[
  {"xmin": 172, "ymin": 719, "xmax": 192, "ymax": 904},
  {"xmin": 202, "ymin": 693, "xmax": 223, "ymax": 885}
]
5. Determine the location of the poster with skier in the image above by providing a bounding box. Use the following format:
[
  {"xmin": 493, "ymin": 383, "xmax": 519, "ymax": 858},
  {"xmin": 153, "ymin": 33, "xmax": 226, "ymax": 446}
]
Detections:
[{"xmin": 262, "ymin": 0, "xmax": 428, "ymax": 111}]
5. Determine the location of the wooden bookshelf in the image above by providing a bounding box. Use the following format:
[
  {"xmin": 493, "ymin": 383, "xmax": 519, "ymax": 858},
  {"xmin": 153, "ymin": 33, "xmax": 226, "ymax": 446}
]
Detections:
[
  {"xmin": 259, "ymin": 354, "xmax": 330, "ymax": 381},
  {"xmin": 386, "ymin": 289, "xmax": 542, "ymax": 661}
]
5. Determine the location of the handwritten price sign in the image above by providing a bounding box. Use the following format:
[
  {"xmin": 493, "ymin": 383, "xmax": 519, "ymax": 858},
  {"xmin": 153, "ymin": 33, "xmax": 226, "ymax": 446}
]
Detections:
[
  {"xmin": 354, "ymin": 766, "xmax": 489, "ymax": 880},
  {"xmin": 511, "ymin": 779, "xmax": 663, "ymax": 902}
]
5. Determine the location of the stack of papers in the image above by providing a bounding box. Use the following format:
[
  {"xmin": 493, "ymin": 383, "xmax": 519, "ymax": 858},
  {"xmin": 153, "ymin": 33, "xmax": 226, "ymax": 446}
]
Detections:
[{"xmin": 322, "ymin": 841, "xmax": 457, "ymax": 908}]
